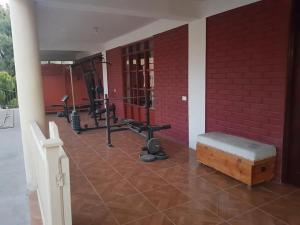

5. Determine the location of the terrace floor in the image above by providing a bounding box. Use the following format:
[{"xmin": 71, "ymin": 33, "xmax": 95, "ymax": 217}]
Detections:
[{"xmin": 41, "ymin": 114, "xmax": 300, "ymax": 225}]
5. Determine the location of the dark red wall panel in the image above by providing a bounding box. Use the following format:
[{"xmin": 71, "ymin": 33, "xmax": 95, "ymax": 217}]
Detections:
[
  {"xmin": 42, "ymin": 64, "xmax": 96, "ymax": 112},
  {"xmin": 106, "ymin": 48, "xmax": 125, "ymax": 118},
  {"xmin": 154, "ymin": 25, "xmax": 189, "ymax": 146},
  {"xmin": 206, "ymin": 0, "xmax": 291, "ymax": 179},
  {"xmin": 42, "ymin": 64, "xmax": 68, "ymax": 112}
]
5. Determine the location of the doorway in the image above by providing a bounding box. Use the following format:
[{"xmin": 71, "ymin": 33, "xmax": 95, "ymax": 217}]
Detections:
[{"xmin": 283, "ymin": 0, "xmax": 300, "ymax": 186}]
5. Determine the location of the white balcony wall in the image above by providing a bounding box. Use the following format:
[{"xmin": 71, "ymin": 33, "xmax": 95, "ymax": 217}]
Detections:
[{"xmin": 30, "ymin": 121, "xmax": 72, "ymax": 225}]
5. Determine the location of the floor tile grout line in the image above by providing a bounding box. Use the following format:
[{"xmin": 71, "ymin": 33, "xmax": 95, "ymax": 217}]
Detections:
[
  {"xmin": 224, "ymin": 195, "xmax": 289, "ymax": 225},
  {"xmin": 256, "ymin": 208, "xmax": 290, "ymax": 225},
  {"xmin": 222, "ymin": 186, "xmax": 281, "ymax": 208},
  {"xmin": 57, "ymin": 117, "xmax": 300, "ymax": 225},
  {"xmin": 62, "ymin": 132, "xmax": 124, "ymax": 225},
  {"xmin": 69, "ymin": 157, "xmax": 123, "ymax": 225},
  {"xmin": 260, "ymin": 185, "xmax": 300, "ymax": 198},
  {"xmin": 72, "ymin": 127, "xmax": 239, "ymax": 225},
  {"xmin": 254, "ymin": 194, "xmax": 299, "ymax": 225},
  {"xmin": 64, "ymin": 126, "xmax": 183, "ymax": 225}
]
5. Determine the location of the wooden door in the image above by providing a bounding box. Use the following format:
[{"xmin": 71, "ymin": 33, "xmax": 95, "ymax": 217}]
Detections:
[{"xmin": 284, "ymin": 1, "xmax": 300, "ymax": 186}]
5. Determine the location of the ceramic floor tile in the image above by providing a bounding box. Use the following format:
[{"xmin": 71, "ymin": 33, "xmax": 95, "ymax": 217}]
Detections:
[
  {"xmin": 180, "ymin": 163, "xmax": 216, "ymax": 177},
  {"xmin": 142, "ymin": 185, "xmax": 190, "ymax": 210},
  {"xmin": 165, "ymin": 201, "xmax": 224, "ymax": 225},
  {"xmin": 261, "ymin": 182, "xmax": 299, "ymax": 196},
  {"xmin": 260, "ymin": 197, "xmax": 300, "ymax": 225},
  {"xmin": 226, "ymin": 185, "xmax": 278, "ymax": 206},
  {"xmin": 84, "ymin": 167, "xmax": 122, "ymax": 184},
  {"xmin": 284, "ymin": 190, "xmax": 300, "ymax": 204},
  {"xmin": 107, "ymin": 194, "xmax": 158, "ymax": 224},
  {"xmin": 173, "ymin": 177, "xmax": 222, "ymax": 199},
  {"xmin": 195, "ymin": 191, "xmax": 253, "ymax": 220},
  {"xmin": 72, "ymin": 201, "xmax": 118, "ymax": 225},
  {"xmin": 128, "ymin": 171, "xmax": 169, "ymax": 192},
  {"xmin": 155, "ymin": 165, "xmax": 199, "ymax": 184},
  {"xmin": 228, "ymin": 209, "xmax": 287, "ymax": 225},
  {"xmin": 113, "ymin": 162, "xmax": 151, "ymax": 179},
  {"xmin": 93, "ymin": 178, "xmax": 138, "ymax": 202},
  {"xmin": 143, "ymin": 159, "xmax": 179, "ymax": 171},
  {"xmin": 51, "ymin": 116, "xmax": 300, "ymax": 225},
  {"xmin": 201, "ymin": 172, "xmax": 241, "ymax": 190},
  {"xmin": 125, "ymin": 213, "xmax": 174, "ymax": 225}
]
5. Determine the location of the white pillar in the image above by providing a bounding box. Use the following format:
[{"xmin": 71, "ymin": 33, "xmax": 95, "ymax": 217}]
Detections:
[
  {"xmin": 102, "ymin": 51, "xmax": 109, "ymax": 95},
  {"xmin": 188, "ymin": 18, "xmax": 206, "ymax": 149},
  {"xmin": 10, "ymin": 0, "xmax": 46, "ymax": 190}
]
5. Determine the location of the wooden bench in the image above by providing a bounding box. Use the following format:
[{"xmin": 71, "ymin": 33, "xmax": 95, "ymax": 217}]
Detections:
[{"xmin": 196, "ymin": 132, "xmax": 276, "ymax": 186}]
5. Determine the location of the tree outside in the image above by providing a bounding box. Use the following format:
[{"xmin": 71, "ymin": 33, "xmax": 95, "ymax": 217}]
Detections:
[{"xmin": 0, "ymin": 4, "xmax": 17, "ymax": 108}]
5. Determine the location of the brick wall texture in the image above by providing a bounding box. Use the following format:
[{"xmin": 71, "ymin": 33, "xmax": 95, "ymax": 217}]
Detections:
[
  {"xmin": 206, "ymin": 0, "xmax": 291, "ymax": 179},
  {"xmin": 106, "ymin": 47, "xmax": 125, "ymax": 118},
  {"xmin": 105, "ymin": 26, "xmax": 189, "ymax": 145},
  {"xmin": 154, "ymin": 25, "xmax": 189, "ymax": 145},
  {"xmin": 42, "ymin": 62, "xmax": 103, "ymax": 112}
]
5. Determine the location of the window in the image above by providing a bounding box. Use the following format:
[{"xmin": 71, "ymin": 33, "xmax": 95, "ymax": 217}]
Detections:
[{"xmin": 122, "ymin": 39, "xmax": 154, "ymax": 107}]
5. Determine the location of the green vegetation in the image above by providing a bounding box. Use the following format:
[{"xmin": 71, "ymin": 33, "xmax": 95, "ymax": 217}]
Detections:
[
  {"xmin": 0, "ymin": 5, "xmax": 14, "ymax": 76},
  {"xmin": 0, "ymin": 5, "xmax": 17, "ymax": 108},
  {"xmin": 0, "ymin": 71, "xmax": 17, "ymax": 108}
]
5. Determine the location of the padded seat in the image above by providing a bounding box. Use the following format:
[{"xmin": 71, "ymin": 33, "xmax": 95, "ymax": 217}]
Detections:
[{"xmin": 197, "ymin": 132, "xmax": 276, "ymax": 161}]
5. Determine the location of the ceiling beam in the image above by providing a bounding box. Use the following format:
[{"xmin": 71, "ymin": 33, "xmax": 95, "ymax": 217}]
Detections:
[
  {"xmin": 35, "ymin": 0, "xmax": 200, "ymax": 21},
  {"xmin": 198, "ymin": 0, "xmax": 262, "ymax": 18}
]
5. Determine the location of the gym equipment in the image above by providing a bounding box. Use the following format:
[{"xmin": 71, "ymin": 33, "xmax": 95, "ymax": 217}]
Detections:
[
  {"xmin": 101, "ymin": 92, "xmax": 171, "ymax": 162},
  {"xmin": 61, "ymin": 95, "xmax": 70, "ymax": 123},
  {"xmin": 147, "ymin": 138, "xmax": 161, "ymax": 154},
  {"xmin": 140, "ymin": 154, "xmax": 156, "ymax": 162},
  {"xmin": 69, "ymin": 53, "xmax": 118, "ymax": 133}
]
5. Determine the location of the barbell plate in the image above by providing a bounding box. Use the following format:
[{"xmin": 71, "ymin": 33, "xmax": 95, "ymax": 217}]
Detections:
[
  {"xmin": 147, "ymin": 138, "xmax": 161, "ymax": 154},
  {"xmin": 155, "ymin": 150, "xmax": 169, "ymax": 160},
  {"xmin": 140, "ymin": 154, "xmax": 156, "ymax": 162}
]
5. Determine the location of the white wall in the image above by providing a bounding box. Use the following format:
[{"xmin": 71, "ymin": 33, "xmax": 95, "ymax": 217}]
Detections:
[
  {"xmin": 103, "ymin": 19, "xmax": 187, "ymax": 51},
  {"xmin": 188, "ymin": 18, "xmax": 206, "ymax": 149}
]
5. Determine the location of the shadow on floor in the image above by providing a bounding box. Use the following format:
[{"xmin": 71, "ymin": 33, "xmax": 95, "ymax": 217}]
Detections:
[{"xmin": 47, "ymin": 114, "xmax": 300, "ymax": 225}]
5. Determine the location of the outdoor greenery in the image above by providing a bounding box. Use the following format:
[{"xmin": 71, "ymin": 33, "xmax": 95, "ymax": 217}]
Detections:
[
  {"xmin": 0, "ymin": 71, "xmax": 17, "ymax": 108},
  {"xmin": 0, "ymin": 5, "xmax": 17, "ymax": 108}
]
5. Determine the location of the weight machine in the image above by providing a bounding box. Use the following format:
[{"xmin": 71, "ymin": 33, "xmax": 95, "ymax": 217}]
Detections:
[
  {"xmin": 70, "ymin": 53, "xmax": 118, "ymax": 133},
  {"xmin": 99, "ymin": 92, "xmax": 171, "ymax": 162}
]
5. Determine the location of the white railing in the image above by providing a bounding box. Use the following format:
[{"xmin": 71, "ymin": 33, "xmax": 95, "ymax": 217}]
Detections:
[{"xmin": 30, "ymin": 121, "xmax": 72, "ymax": 225}]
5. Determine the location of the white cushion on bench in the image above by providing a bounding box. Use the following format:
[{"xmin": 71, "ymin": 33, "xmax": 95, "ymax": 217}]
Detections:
[{"xmin": 197, "ymin": 132, "xmax": 276, "ymax": 161}]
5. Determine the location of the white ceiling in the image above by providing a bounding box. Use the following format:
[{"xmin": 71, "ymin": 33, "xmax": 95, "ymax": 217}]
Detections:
[
  {"xmin": 35, "ymin": 0, "xmax": 261, "ymax": 60},
  {"xmin": 36, "ymin": 3, "xmax": 157, "ymax": 60}
]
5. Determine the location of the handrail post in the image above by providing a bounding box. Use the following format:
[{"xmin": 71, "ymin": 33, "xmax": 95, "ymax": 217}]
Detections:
[{"xmin": 105, "ymin": 94, "xmax": 113, "ymax": 147}]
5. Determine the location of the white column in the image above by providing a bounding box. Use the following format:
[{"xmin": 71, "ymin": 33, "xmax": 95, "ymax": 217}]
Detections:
[
  {"xmin": 188, "ymin": 18, "xmax": 206, "ymax": 149},
  {"xmin": 10, "ymin": 0, "xmax": 46, "ymax": 190},
  {"xmin": 102, "ymin": 51, "xmax": 109, "ymax": 95}
]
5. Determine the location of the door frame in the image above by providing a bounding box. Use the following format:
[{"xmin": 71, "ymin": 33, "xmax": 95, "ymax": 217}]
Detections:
[{"xmin": 282, "ymin": 0, "xmax": 299, "ymax": 183}]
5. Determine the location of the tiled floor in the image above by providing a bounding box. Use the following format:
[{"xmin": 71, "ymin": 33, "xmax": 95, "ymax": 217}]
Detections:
[{"xmin": 42, "ymin": 115, "xmax": 300, "ymax": 225}]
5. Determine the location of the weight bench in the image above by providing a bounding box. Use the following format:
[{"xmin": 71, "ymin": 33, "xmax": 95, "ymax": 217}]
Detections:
[{"xmin": 196, "ymin": 132, "xmax": 276, "ymax": 186}]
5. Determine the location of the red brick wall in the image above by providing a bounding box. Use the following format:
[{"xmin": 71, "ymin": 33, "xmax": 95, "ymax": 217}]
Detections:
[
  {"xmin": 106, "ymin": 47, "xmax": 125, "ymax": 118},
  {"xmin": 42, "ymin": 64, "xmax": 68, "ymax": 112},
  {"xmin": 154, "ymin": 25, "xmax": 189, "ymax": 145},
  {"xmin": 42, "ymin": 64, "xmax": 91, "ymax": 112},
  {"xmin": 206, "ymin": 0, "xmax": 291, "ymax": 179},
  {"xmin": 66, "ymin": 66, "xmax": 89, "ymax": 106}
]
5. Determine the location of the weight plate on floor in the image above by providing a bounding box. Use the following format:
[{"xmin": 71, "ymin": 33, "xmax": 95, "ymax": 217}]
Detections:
[
  {"xmin": 154, "ymin": 150, "xmax": 168, "ymax": 160},
  {"xmin": 140, "ymin": 154, "xmax": 156, "ymax": 162},
  {"xmin": 147, "ymin": 138, "xmax": 161, "ymax": 154},
  {"xmin": 140, "ymin": 150, "xmax": 148, "ymax": 156}
]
